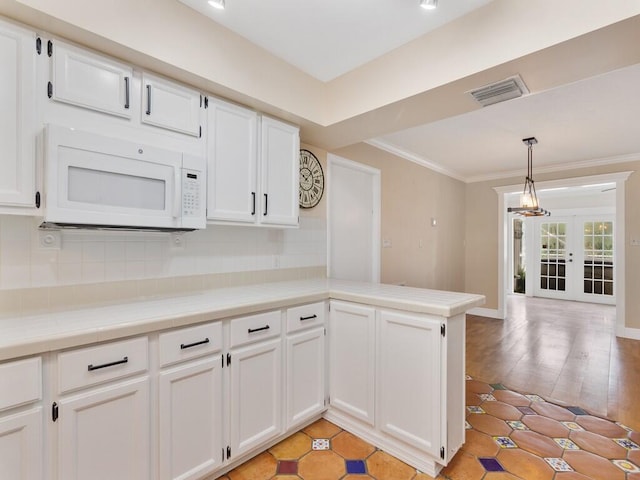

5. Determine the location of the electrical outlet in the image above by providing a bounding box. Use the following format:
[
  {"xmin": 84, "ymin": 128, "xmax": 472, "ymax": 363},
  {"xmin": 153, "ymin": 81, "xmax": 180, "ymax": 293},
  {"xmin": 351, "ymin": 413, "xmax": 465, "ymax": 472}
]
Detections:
[
  {"xmin": 631, "ymin": 238, "xmax": 640, "ymax": 246},
  {"xmin": 39, "ymin": 230, "xmax": 61, "ymax": 250},
  {"xmin": 170, "ymin": 233, "xmax": 185, "ymax": 250}
]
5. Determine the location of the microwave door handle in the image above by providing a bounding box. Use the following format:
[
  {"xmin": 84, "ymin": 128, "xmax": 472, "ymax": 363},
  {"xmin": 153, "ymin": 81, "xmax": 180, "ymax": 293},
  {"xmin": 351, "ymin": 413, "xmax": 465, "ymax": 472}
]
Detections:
[{"xmin": 173, "ymin": 170, "xmax": 181, "ymax": 219}]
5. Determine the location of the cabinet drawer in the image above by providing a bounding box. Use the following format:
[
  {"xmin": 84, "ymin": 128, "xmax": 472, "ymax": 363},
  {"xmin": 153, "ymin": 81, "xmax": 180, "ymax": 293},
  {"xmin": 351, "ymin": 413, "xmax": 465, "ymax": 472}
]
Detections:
[
  {"xmin": 0, "ymin": 357, "xmax": 41, "ymax": 412},
  {"xmin": 230, "ymin": 311, "xmax": 281, "ymax": 348},
  {"xmin": 58, "ymin": 337, "xmax": 148, "ymax": 394},
  {"xmin": 286, "ymin": 302, "xmax": 325, "ymax": 333},
  {"xmin": 159, "ymin": 321, "xmax": 223, "ymax": 368}
]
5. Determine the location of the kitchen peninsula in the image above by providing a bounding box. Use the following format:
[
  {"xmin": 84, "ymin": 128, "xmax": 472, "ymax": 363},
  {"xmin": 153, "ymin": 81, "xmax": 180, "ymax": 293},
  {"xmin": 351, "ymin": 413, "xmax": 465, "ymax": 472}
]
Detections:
[{"xmin": 0, "ymin": 279, "xmax": 483, "ymax": 479}]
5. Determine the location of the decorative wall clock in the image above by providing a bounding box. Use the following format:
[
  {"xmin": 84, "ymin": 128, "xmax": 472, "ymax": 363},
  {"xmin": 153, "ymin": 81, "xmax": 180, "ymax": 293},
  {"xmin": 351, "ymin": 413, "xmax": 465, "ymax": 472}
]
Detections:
[{"xmin": 299, "ymin": 149, "xmax": 324, "ymax": 208}]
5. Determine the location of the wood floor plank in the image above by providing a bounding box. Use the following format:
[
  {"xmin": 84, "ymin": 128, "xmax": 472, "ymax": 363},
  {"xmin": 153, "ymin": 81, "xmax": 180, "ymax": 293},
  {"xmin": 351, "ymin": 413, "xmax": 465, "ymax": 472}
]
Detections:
[{"xmin": 466, "ymin": 295, "xmax": 640, "ymax": 430}]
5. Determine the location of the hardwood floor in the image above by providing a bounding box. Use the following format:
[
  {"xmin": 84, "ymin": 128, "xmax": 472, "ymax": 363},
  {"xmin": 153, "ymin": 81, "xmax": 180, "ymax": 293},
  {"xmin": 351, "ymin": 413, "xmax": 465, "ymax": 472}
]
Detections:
[{"xmin": 466, "ymin": 294, "xmax": 640, "ymax": 431}]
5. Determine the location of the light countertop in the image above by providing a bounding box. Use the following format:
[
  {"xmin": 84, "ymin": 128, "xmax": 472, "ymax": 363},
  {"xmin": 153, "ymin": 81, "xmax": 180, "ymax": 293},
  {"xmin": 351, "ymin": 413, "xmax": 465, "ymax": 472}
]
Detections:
[{"xmin": 0, "ymin": 279, "xmax": 484, "ymax": 361}]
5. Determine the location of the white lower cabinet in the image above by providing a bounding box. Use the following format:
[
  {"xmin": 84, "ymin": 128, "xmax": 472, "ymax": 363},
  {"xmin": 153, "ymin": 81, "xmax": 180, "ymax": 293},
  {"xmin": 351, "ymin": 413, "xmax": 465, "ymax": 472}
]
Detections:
[
  {"xmin": 54, "ymin": 337, "xmax": 150, "ymax": 480},
  {"xmin": 0, "ymin": 356, "xmax": 43, "ymax": 480},
  {"xmin": 158, "ymin": 321, "xmax": 224, "ymax": 480},
  {"xmin": 159, "ymin": 358, "xmax": 223, "ymax": 480},
  {"xmin": 378, "ymin": 309, "xmax": 442, "ymax": 458},
  {"xmin": 329, "ymin": 301, "xmax": 375, "ymax": 425},
  {"xmin": 327, "ymin": 302, "xmax": 465, "ymax": 477},
  {"xmin": 57, "ymin": 376, "xmax": 150, "ymax": 480},
  {"xmin": 229, "ymin": 337, "xmax": 282, "ymax": 458},
  {"xmin": 286, "ymin": 327, "xmax": 325, "ymax": 430},
  {"xmin": 0, "ymin": 407, "xmax": 42, "ymax": 480}
]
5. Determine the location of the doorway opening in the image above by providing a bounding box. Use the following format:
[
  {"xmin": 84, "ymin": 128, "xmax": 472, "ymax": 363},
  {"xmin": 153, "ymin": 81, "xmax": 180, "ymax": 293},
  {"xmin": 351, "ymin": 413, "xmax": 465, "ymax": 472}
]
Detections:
[{"xmin": 495, "ymin": 171, "xmax": 631, "ymax": 337}]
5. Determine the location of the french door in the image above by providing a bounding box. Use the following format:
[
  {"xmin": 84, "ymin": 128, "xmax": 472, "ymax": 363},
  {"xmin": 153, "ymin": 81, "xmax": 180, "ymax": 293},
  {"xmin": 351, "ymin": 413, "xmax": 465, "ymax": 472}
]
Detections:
[{"xmin": 534, "ymin": 215, "xmax": 614, "ymax": 305}]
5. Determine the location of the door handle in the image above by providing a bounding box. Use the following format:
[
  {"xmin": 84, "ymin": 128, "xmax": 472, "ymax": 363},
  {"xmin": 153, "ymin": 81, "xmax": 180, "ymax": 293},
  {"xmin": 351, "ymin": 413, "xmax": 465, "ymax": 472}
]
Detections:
[
  {"xmin": 124, "ymin": 76, "xmax": 130, "ymax": 109},
  {"xmin": 146, "ymin": 84, "xmax": 152, "ymax": 115}
]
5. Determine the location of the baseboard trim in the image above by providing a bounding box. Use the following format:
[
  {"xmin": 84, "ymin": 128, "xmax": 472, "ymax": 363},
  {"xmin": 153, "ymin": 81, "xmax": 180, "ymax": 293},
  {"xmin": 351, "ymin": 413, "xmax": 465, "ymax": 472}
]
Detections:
[
  {"xmin": 468, "ymin": 307, "xmax": 503, "ymax": 319},
  {"xmin": 617, "ymin": 326, "xmax": 640, "ymax": 340}
]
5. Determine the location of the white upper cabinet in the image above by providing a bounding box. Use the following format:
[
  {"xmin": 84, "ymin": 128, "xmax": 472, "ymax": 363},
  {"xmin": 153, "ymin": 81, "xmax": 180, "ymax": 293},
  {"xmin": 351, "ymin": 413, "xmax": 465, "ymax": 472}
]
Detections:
[
  {"xmin": 141, "ymin": 73, "xmax": 202, "ymax": 137},
  {"xmin": 260, "ymin": 116, "xmax": 300, "ymax": 226},
  {"xmin": 207, "ymin": 97, "xmax": 258, "ymax": 223},
  {"xmin": 51, "ymin": 40, "xmax": 133, "ymax": 119},
  {"xmin": 0, "ymin": 19, "xmax": 37, "ymax": 209},
  {"xmin": 207, "ymin": 100, "xmax": 299, "ymax": 227}
]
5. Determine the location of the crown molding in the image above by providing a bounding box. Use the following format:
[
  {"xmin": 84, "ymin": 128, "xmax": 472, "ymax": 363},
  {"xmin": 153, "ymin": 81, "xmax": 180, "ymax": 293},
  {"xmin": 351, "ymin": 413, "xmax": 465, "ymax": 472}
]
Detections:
[{"xmin": 365, "ymin": 139, "xmax": 640, "ymax": 184}]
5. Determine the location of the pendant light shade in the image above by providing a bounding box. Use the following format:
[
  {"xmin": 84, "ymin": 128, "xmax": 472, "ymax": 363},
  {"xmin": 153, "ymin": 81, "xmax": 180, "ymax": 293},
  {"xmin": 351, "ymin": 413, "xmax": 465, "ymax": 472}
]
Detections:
[
  {"xmin": 420, "ymin": 0, "xmax": 438, "ymax": 10},
  {"xmin": 508, "ymin": 137, "xmax": 550, "ymax": 217}
]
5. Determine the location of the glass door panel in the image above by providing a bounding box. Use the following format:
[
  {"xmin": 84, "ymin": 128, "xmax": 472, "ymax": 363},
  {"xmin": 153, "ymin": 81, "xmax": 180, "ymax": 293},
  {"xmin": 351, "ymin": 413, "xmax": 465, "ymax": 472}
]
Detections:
[
  {"xmin": 581, "ymin": 220, "xmax": 614, "ymax": 302},
  {"xmin": 539, "ymin": 221, "xmax": 568, "ymax": 295}
]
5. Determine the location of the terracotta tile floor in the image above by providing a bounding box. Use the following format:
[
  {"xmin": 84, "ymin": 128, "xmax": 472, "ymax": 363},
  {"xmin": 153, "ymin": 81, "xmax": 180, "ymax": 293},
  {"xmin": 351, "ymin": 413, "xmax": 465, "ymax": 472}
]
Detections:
[{"xmin": 215, "ymin": 379, "xmax": 640, "ymax": 480}]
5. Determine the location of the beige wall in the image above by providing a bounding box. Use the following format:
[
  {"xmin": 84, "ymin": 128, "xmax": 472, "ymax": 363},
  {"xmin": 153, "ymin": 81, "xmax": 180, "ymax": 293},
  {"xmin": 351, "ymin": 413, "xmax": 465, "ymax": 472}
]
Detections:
[
  {"xmin": 464, "ymin": 158, "xmax": 640, "ymax": 329},
  {"xmin": 332, "ymin": 143, "xmax": 466, "ymax": 292}
]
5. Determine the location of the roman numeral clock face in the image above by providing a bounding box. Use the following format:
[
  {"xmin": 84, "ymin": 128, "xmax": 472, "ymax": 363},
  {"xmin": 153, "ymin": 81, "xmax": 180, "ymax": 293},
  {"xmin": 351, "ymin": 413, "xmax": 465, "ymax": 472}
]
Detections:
[{"xmin": 299, "ymin": 149, "xmax": 324, "ymax": 208}]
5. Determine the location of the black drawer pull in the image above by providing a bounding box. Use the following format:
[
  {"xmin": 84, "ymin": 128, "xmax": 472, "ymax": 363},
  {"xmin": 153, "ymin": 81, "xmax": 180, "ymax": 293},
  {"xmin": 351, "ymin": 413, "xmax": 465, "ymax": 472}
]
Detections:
[
  {"xmin": 180, "ymin": 338, "xmax": 210, "ymax": 350},
  {"xmin": 300, "ymin": 314, "xmax": 317, "ymax": 321},
  {"xmin": 88, "ymin": 356, "xmax": 128, "ymax": 371},
  {"xmin": 248, "ymin": 325, "xmax": 270, "ymax": 334}
]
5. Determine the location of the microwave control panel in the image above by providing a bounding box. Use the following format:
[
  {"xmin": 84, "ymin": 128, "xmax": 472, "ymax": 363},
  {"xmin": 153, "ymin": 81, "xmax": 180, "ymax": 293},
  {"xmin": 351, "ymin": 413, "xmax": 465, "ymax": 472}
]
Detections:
[{"xmin": 182, "ymin": 169, "xmax": 202, "ymax": 219}]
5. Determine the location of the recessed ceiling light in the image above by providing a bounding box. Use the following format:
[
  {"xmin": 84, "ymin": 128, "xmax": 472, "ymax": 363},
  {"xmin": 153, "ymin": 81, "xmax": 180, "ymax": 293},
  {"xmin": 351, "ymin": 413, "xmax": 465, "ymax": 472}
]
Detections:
[
  {"xmin": 208, "ymin": 0, "xmax": 225, "ymax": 10},
  {"xmin": 420, "ymin": 0, "xmax": 438, "ymax": 10}
]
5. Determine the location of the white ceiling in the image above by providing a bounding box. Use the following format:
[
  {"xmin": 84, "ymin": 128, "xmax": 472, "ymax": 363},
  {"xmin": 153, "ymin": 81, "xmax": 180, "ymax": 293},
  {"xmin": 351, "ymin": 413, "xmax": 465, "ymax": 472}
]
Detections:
[
  {"xmin": 177, "ymin": 0, "xmax": 494, "ymax": 81},
  {"xmin": 373, "ymin": 63, "xmax": 640, "ymax": 182},
  {"xmin": 176, "ymin": 0, "xmax": 640, "ymax": 182}
]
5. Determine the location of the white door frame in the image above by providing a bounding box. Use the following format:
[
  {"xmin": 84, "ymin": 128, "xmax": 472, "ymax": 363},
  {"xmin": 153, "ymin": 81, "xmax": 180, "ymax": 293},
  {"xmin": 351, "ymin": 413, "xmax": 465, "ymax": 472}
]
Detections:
[
  {"xmin": 327, "ymin": 154, "xmax": 381, "ymax": 283},
  {"xmin": 491, "ymin": 171, "xmax": 632, "ymax": 338}
]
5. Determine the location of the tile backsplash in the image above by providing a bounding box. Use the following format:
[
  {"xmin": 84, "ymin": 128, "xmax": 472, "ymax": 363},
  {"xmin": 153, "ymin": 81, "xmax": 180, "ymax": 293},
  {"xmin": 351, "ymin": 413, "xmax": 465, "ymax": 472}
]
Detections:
[{"xmin": 0, "ymin": 215, "xmax": 327, "ymax": 291}]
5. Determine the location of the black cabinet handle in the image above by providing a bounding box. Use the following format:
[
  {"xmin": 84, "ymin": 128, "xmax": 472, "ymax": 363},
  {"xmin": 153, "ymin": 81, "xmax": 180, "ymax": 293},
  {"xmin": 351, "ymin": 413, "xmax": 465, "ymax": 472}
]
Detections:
[
  {"xmin": 145, "ymin": 84, "xmax": 151, "ymax": 115},
  {"xmin": 248, "ymin": 325, "xmax": 270, "ymax": 334},
  {"xmin": 180, "ymin": 338, "xmax": 210, "ymax": 350},
  {"xmin": 251, "ymin": 192, "xmax": 256, "ymax": 215},
  {"xmin": 263, "ymin": 193, "xmax": 268, "ymax": 216},
  {"xmin": 124, "ymin": 77, "xmax": 130, "ymax": 109},
  {"xmin": 300, "ymin": 314, "xmax": 317, "ymax": 321},
  {"xmin": 88, "ymin": 356, "xmax": 128, "ymax": 371}
]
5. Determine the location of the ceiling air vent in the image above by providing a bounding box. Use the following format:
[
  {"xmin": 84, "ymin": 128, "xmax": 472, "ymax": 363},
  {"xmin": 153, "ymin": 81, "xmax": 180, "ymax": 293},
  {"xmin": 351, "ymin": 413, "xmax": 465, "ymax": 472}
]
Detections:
[{"xmin": 468, "ymin": 75, "xmax": 529, "ymax": 107}]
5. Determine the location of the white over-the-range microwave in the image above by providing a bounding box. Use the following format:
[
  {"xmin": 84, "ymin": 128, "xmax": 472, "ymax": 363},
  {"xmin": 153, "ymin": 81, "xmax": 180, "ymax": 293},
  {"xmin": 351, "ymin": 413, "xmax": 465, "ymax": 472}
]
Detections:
[{"xmin": 40, "ymin": 124, "xmax": 206, "ymax": 232}]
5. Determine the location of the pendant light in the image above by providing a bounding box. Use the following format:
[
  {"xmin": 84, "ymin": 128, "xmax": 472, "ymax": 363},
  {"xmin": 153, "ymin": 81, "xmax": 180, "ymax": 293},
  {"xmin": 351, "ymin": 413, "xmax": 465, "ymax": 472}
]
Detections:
[{"xmin": 508, "ymin": 137, "xmax": 550, "ymax": 217}]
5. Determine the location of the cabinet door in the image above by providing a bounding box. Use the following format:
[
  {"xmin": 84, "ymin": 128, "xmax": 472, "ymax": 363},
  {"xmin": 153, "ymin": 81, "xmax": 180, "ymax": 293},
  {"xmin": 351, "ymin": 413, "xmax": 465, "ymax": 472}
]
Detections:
[
  {"xmin": 0, "ymin": 407, "xmax": 42, "ymax": 480},
  {"xmin": 229, "ymin": 338, "xmax": 282, "ymax": 457},
  {"xmin": 51, "ymin": 40, "xmax": 133, "ymax": 118},
  {"xmin": 0, "ymin": 20, "xmax": 36, "ymax": 207},
  {"xmin": 259, "ymin": 116, "xmax": 299, "ymax": 226},
  {"xmin": 57, "ymin": 377, "xmax": 150, "ymax": 480},
  {"xmin": 159, "ymin": 357, "xmax": 223, "ymax": 480},
  {"xmin": 207, "ymin": 98, "xmax": 258, "ymax": 223},
  {"xmin": 286, "ymin": 328, "xmax": 325, "ymax": 429},
  {"xmin": 141, "ymin": 73, "xmax": 201, "ymax": 136},
  {"xmin": 378, "ymin": 310, "xmax": 442, "ymax": 458},
  {"xmin": 329, "ymin": 301, "xmax": 375, "ymax": 425}
]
